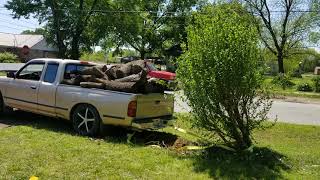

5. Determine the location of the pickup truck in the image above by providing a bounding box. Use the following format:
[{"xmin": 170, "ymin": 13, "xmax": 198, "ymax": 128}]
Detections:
[{"xmin": 0, "ymin": 58, "xmax": 174, "ymax": 136}]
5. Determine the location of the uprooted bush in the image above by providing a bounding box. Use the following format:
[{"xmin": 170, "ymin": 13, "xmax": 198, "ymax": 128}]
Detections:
[
  {"xmin": 297, "ymin": 83, "xmax": 313, "ymax": 92},
  {"xmin": 177, "ymin": 3, "xmax": 272, "ymax": 151},
  {"xmin": 271, "ymin": 74, "xmax": 295, "ymax": 89},
  {"xmin": 0, "ymin": 52, "xmax": 19, "ymax": 63}
]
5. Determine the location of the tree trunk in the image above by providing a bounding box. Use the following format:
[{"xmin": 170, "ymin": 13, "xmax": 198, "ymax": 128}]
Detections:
[
  {"xmin": 70, "ymin": 38, "xmax": 81, "ymax": 60},
  {"xmin": 277, "ymin": 53, "xmax": 285, "ymax": 74},
  {"xmin": 50, "ymin": 0, "xmax": 67, "ymax": 58},
  {"xmin": 80, "ymin": 82, "xmax": 105, "ymax": 89},
  {"xmin": 140, "ymin": 50, "xmax": 146, "ymax": 60},
  {"xmin": 80, "ymin": 66, "xmax": 107, "ymax": 79},
  {"xmin": 99, "ymin": 80, "xmax": 139, "ymax": 93},
  {"xmin": 242, "ymin": 132, "xmax": 252, "ymax": 148}
]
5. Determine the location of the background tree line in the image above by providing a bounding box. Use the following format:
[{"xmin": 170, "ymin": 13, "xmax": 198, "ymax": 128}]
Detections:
[
  {"xmin": 5, "ymin": 0, "xmax": 320, "ymax": 74},
  {"xmin": 6, "ymin": 0, "xmax": 202, "ymax": 60}
]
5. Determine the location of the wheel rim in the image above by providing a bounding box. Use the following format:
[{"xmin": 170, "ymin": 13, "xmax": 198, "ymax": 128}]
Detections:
[{"xmin": 74, "ymin": 107, "xmax": 96, "ymax": 133}]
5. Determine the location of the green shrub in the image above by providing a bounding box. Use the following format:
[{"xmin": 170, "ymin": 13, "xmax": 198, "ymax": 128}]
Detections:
[
  {"xmin": 271, "ymin": 74, "xmax": 295, "ymax": 89},
  {"xmin": 80, "ymin": 52, "xmax": 105, "ymax": 62},
  {"xmin": 80, "ymin": 52, "xmax": 119, "ymax": 63},
  {"xmin": 312, "ymin": 76, "xmax": 320, "ymax": 92},
  {"xmin": 284, "ymin": 58, "xmax": 300, "ymax": 73},
  {"xmin": 297, "ymin": 83, "xmax": 313, "ymax": 92},
  {"xmin": 0, "ymin": 52, "xmax": 19, "ymax": 63},
  {"xmin": 303, "ymin": 59, "xmax": 318, "ymax": 72},
  {"xmin": 177, "ymin": 3, "xmax": 272, "ymax": 151}
]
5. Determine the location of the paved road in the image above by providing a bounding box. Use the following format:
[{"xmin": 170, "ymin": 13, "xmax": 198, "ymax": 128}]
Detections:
[{"xmin": 175, "ymin": 98, "xmax": 320, "ymax": 126}]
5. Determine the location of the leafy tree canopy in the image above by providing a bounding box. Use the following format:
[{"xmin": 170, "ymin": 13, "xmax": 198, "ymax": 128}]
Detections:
[
  {"xmin": 94, "ymin": 0, "xmax": 204, "ymax": 59},
  {"xmin": 21, "ymin": 28, "xmax": 47, "ymax": 36},
  {"xmin": 5, "ymin": 0, "xmax": 108, "ymax": 59}
]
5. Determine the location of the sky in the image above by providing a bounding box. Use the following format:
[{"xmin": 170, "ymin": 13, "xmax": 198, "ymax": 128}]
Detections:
[{"xmin": 0, "ymin": 0, "xmax": 41, "ymax": 34}]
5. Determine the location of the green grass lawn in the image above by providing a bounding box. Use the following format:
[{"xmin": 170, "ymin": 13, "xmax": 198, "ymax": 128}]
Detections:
[
  {"xmin": 0, "ymin": 116, "xmax": 319, "ymax": 179},
  {"xmin": 264, "ymin": 74, "xmax": 320, "ymax": 99},
  {"xmin": 0, "ymin": 71, "xmax": 7, "ymax": 76}
]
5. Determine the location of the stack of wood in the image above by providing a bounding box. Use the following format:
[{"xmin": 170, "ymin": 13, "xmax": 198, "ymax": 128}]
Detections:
[{"xmin": 61, "ymin": 60, "xmax": 165, "ymax": 93}]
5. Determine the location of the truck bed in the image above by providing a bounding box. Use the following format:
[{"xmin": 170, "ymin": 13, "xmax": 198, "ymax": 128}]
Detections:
[{"xmin": 56, "ymin": 84, "xmax": 174, "ymax": 129}]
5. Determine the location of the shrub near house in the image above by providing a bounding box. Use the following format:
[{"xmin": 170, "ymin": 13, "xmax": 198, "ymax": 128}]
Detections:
[{"xmin": 0, "ymin": 52, "xmax": 19, "ymax": 63}]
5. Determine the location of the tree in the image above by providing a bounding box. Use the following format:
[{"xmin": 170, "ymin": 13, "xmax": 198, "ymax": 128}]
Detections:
[
  {"xmin": 21, "ymin": 28, "xmax": 47, "ymax": 36},
  {"xmin": 177, "ymin": 3, "xmax": 272, "ymax": 150},
  {"xmin": 244, "ymin": 0, "xmax": 316, "ymax": 73},
  {"xmin": 5, "ymin": 0, "xmax": 103, "ymax": 59},
  {"xmin": 97, "ymin": 0, "xmax": 200, "ymax": 59}
]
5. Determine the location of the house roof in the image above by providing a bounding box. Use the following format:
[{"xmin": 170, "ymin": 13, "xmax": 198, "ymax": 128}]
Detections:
[{"xmin": 0, "ymin": 33, "xmax": 58, "ymax": 52}]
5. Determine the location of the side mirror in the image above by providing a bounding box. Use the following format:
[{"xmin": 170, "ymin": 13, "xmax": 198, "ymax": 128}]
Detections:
[{"xmin": 6, "ymin": 72, "xmax": 16, "ymax": 78}]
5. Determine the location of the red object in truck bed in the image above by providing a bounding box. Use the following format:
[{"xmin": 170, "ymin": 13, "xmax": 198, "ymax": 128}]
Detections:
[
  {"xmin": 148, "ymin": 70, "xmax": 176, "ymax": 81},
  {"xmin": 146, "ymin": 63, "xmax": 176, "ymax": 81}
]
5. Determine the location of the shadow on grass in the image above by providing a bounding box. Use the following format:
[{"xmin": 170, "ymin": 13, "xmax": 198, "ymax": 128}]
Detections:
[
  {"xmin": 0, "ymin": 110, "xmax": 74, "ymax": 134},
  {"xmin": 191, "ymin": 146, "xmax": 291, "ymax": 179},
  {"xmin": 0, "ymin": 110, "xmax": 180, "ymax": 146},
  {"xmin": 0, "ymin": 111, "xmax": 291, "ymax": 178}
]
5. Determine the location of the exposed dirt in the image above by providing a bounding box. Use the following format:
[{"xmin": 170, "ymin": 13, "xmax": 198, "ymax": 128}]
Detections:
[{"xmin": 132, "ymin": 131, "xmax": 198, "ymax": 149}]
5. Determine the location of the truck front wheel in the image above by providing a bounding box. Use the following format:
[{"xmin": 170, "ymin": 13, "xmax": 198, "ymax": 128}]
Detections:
[
  {"xmin": 0, "ymin": 93, "xmax": 13, "ymax": 115},
  {"xmin": 72, "ymin": 104, "xmax": 101, "ymax": 136}
]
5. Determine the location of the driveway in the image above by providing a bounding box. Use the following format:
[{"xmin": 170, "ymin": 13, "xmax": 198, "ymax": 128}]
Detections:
[{"xmin": 175, "ymin": 97, "xmax": 320, "ymax": 126}]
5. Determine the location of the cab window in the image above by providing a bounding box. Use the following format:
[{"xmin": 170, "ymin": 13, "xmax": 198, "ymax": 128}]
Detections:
[
  {"xmin": 64, "ymin": 64, "xmax": 93, "ymax": 79},
  {"xmin": 44, "ymin": 63, "xmax": 59, "ymax": 83},
  {"xmin": 17, "ymin": 63, "xmax": 45, "ymax": 81}
]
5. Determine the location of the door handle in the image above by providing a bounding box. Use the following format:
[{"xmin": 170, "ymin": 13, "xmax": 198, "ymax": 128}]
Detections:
[{"xmin": 30, "ymin": 86, "xmax": 37, "ymax": 89}]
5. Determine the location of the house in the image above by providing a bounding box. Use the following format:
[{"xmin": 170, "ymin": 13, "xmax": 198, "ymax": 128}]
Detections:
[{"xmin": 0, "ymin": 33, "xmax": 58, "ymax": 62}]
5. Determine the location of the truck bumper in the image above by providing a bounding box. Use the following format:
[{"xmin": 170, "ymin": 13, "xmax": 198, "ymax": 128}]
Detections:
[{"xmin": 131, "ymin": 115, "xmax": 174, "ymax": 130}]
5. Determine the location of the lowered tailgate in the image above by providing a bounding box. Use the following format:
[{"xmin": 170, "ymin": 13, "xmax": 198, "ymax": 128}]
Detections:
[{"xmin": 135, "ymin": 93, "xmax": 174, "ymax": 119}]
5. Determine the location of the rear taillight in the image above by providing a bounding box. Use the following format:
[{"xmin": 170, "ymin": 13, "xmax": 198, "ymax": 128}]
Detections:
[{"xmin": 127, "ymin": 101, "xmax": 137, "ymax": 117}]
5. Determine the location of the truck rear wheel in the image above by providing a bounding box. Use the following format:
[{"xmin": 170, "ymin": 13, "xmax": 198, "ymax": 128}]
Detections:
[{"xmin": 72, "ymin": 104, "xmax": 101, "ymax": 136}]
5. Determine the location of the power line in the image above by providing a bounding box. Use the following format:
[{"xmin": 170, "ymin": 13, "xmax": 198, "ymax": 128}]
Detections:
[
  {"xmin": 0, "ymin": 24, "xmax": 25, "ymax": 31},
  {"xmin": 0, "ymin": 12, "xmax": 41, "ymax": 26},
  {"xmin": 0, "ymin": 6, "xmax": 319, "ymax": 14},
  {"xmin": 0, "ymin": 17, "xmax": 37, "ymax": 29},
  {"xmin": 0, "ymin": 31, "xmax": 20, "ymax": 35}
]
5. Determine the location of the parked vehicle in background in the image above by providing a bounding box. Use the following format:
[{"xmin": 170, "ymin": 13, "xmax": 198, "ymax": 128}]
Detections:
[
  {"xmin": 120, "ymin": 56, "xmax": 140, "ymax": 64},
  {"xmin": 0, "ymin": 58, "xmax": 174, "ymax": 136}
]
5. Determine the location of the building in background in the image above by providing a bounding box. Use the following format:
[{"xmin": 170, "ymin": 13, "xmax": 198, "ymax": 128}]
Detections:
[{"xmin": 0, "ymin": 33, "xmax": 58, "ymax": 62}]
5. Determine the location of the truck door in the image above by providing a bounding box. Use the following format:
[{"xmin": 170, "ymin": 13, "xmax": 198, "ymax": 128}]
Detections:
[
  {"xmin": 37, "ymin": 63, "xmax": 59, "ymax": 116},
  {"xmin": 5, "ymin": 62, "xmax": 45, "ymax": 112}
]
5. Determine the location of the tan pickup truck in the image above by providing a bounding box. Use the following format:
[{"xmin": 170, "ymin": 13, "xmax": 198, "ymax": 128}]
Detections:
[{"xmin": 0, "ymin": 58, "xmax": 174, "ymax": 136}]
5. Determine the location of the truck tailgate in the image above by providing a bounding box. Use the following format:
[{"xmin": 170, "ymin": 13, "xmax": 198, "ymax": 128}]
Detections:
[{"xmin": 135, "ymin": 93, "xmax": 174, "ymax": 119}]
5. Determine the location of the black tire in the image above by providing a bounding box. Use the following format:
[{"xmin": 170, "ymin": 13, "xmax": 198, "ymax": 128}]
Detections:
[{"xmin": 72, "ymin": 104, "xmax": 101, "ymax": 136}]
